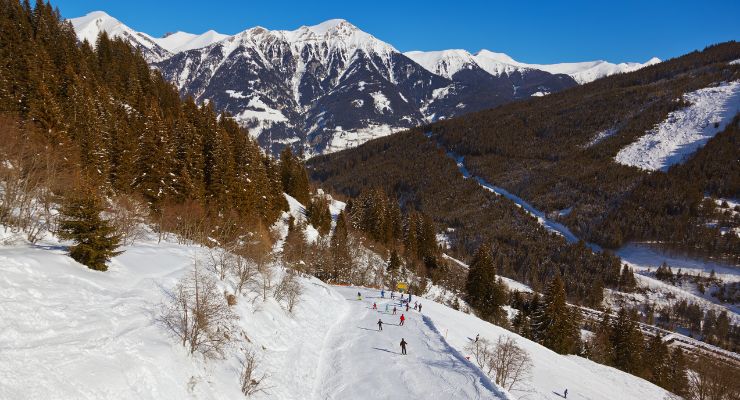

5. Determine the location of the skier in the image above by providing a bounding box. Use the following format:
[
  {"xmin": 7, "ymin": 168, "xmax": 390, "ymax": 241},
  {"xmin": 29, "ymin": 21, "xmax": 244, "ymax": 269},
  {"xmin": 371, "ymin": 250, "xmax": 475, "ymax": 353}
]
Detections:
[
  {"xmin": 400, "ymin": 314, "xmax": 405, "ymax": 326},
  {"xmin": 385, "ymin": 303, "xmax": 389, "ymax": 313},
  {"xmin": 405, "ymin": 303, "xmax": 409, "ymax": 312},
  {"xmin": 564, "ymin": 389, "xmax": 568, "ymax": 398},
  {"xmin": 391, "ymin": 291, "xmax": 395, "ymax": 299},
  {"xmin": 413, "ymin": 301, "xmax": 418, "ymax": 310},
  {"xmin": 357, "ymin": 291, "xmax": 362, "ymax": 300},
  {"xmin": 400, "ymin": 338, "xmax": 407, "ymax": 355},
  {"xmin": 418, "ymin": 303, "xmax": 422, "ymax": 313},
  {"xmin": 393, "ymin": 306, "xmax": 397, "ymax": 315},
  {"xmin": 377, "ymin": 319, "xmax": 383, "ymax": 331},
  {"xmin": 373, "ymin": 302, "xmax": 377, "ymax": 310},
  {"xmin": 475, "ymin": 334, "xmax": 479, "ymax": 342},
  {"xmin": 381, "ymin": 289, "xmax": 385, "ymax": 298},
  {"xmin": 408, "ymin": 292, "xmax": 412, "ymax": 302}
]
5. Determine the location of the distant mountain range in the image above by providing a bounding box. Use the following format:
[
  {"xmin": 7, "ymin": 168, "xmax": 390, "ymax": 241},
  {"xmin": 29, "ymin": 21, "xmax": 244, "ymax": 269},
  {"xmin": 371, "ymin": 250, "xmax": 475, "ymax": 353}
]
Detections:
[{"xmin": 70, "ymin": 11, "xmax": 659, "ymax": 155}]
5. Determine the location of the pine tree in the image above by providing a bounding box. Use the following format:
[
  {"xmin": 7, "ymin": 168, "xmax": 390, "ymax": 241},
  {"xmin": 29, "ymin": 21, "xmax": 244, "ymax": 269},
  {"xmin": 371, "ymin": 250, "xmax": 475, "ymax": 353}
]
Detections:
[
  {"xmin": 532, "ymin": 275, "xmax": 581, "ymax": 354},
  {"xmin": 465, "ymin": 242, "xmax": 507, "ymax": 322},
  {"xmin": 588, "ymin": 313, "xmax": 614, "ymax": 365},
  {"xmin": 619, "ymin": 265, "xmax": 637, "ymax": 291},
  {"xmin": 665, "ymin": 347, "xmax": 689, "ymax": 397},
  {"xmin": 57, "ymin": 187, "xmax": 122, "ymax": 271},
  {"xmin": 307, "ymin": 194, "xmax": 332, "ymax": 236},
  {"xmin": 610, "ymin": 308, "xmax": 644, "ymax": 374},
  {"xmin": 330, "ymin": 210, "xmax": 351, "ymax": 282},
  {"xmin": 387, "ymin": 249, "xmax": 401, "ymax": 274}
]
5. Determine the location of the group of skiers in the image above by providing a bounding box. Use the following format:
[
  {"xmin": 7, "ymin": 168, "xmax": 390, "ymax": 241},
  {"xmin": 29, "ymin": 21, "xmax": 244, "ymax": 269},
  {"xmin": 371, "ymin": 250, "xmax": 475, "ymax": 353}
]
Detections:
[{"xmin": 369, "ymin": 288, "xmax": 423, "ymax": 355}]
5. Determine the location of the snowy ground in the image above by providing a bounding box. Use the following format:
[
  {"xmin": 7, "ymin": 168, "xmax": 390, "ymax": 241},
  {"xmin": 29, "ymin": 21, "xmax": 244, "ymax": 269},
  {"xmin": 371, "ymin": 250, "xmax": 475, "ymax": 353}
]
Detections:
[
  {"xmin": 0, "ymin": 224, "xmax": 675, "ymax": 399},
  {"xmin": 615, "ymin": 80, "xmax": 740, "ymax": 171}
]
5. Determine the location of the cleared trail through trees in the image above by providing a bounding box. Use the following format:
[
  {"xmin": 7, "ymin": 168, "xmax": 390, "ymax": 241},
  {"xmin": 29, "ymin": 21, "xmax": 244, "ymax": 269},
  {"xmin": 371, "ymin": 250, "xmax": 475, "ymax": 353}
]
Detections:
[{"xmin": 312, "ymin": 286, "xmax": 509, "ymax": 400}]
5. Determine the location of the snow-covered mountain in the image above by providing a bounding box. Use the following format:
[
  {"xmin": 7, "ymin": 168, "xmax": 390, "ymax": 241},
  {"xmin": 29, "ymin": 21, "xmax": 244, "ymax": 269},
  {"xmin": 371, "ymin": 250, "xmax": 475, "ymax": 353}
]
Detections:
[
  {"xmin": 407, "ymin": 49, "xmax": 661, "ymax": 85},
  {"xmin": 68, "ymin": 11, "xmax": 655, "ymax": 155}
]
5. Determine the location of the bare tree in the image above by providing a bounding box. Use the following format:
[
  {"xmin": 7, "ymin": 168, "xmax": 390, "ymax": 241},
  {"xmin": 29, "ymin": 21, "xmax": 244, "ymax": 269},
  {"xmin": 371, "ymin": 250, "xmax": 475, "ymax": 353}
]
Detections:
[
  {"xmin": 489, "ymin": 336, "xmax": 533, "ymax": 392},
  {"xmin": 109, "ymin": 195, "xmax": 148, "ymax": 246},
  {"xmin": 207, "ymin": 247, "xmax": 234, "ymax": 281},
  {"xmin": 233, "ymin": 254, "xmax": 258, "ymax": 296},
  {"xmin": 158, "ymin": 263, "xmax": 237, "ymax": 359},
  {"xmin": 239, "ymin": 348, "xmax": 269, "ymax": 397},
  {"xmin": 687, "ymin": 356, "xmax": 740, "ymax": 400},
  {"xmin": 274, "ymin": 269, "xmax": 303, "ymax": 313},
  {"xmin": 465, "ymin": 336, "xmax": 533, "ymax": 393}
]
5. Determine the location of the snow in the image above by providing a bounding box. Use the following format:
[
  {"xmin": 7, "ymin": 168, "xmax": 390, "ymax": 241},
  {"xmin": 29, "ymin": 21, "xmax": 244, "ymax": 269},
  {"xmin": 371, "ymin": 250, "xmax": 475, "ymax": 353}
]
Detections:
[
  {"xmin": 615, "ymin": 81, "xmax": 740, "ymax": 171},
  {"xmin": 405, "ymin": 49, "xmax": 478, "ymax": 79},
  {"xmin": 530, "ymin": 91, "xmax": 549, "ymax": 97},
  {"xmin": 69, "ymin": 11, "xmax": 170, "ymax": 62},
  {"xmin": 0, "ymin": 220, "xmax": 679, "ymax": 400},
  {"xmin": 370, "ymin": 91, "xmax": 392, "ymax": 114},
  {"xmin": 322, "ymin": 124, "xmax": 403, "ymax": 155},
  {"xmin": 729, "ymin": 59, "xmax": 740, "ymax": 65},
  {"xmin": 585, "ymin": 128, "xmax": 619, "ymax": 147},
  {"xmin": 406, "ymin": 48, "xmax": 659, "ymax": 84},
  {"xmin": 154, "ymin": 30, "xmax": 229, "ymax": 53},
  {"xmin": 225, "ymin": 90, "xmax": 247, "ymax": 99}
]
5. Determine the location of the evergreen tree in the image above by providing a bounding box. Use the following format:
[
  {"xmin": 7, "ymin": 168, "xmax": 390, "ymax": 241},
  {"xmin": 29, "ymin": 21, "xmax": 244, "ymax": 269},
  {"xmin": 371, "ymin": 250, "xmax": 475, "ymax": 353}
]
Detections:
[
  {"xmin": 619, "ymin": 265, "xmax": 637, "ymax": 292},
  {"xmin": 330, "ymin": 210, "xmax": 351, "ymax": 282},
  {"xmin": 307, "ymin": 195, "xmax": 332, "ymax": 236},
  {"xmin": 387, "ymin": 249, "xmax": 401, "ymax": 274},
  {"xmin": 465, "ymin": 242, "xmax": 507, "ymax": 322},
  {"xmin": 57, "ymin": 187, "xmax": 122, "ymax": 271},
  {"xmin": 666, "ymin": 348, "xmax": 689, "ymax": 397},
  {"xmin": 610, "ymin": 308, "xmax": 644, "ymax": 374},
  {"xmin": 588, "ymin": 313, "xmax": 614, "ymax": 365},
  {"xmin": 532, "ymin": 275, "xmax": 581, "ymax": 354},
  {"xmin": 279, "ymin": 147, "xmax": 310, "ymax": 205}
]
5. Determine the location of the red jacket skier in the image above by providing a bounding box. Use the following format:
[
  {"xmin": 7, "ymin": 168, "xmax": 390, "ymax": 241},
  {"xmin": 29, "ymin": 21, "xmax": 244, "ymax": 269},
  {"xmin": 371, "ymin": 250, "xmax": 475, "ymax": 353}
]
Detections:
[{"xmin": 400, "ymin": 314, "xmax": 405, "ymax": 326}]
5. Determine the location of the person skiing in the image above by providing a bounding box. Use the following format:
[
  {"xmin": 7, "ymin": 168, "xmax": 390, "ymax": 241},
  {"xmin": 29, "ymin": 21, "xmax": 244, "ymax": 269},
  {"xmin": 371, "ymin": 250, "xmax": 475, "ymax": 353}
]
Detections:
[
  {"xmin": 564, "ymin": 389, "xmax": 568, "ymax": 398},
  {"xmin": 418, "ymin": 303, "xmax": 422, "ymax": 313},
  {"xmin": 385, "ymin": 303, "xmax": 389, "ymax": 313},
  {"xmin": 391, "ymin": 291, "xmax": 395, "ymax": 299},
  {"xmin": 400, "ymin": 338, "xmax": 407, "ymax": 355},
  {"xmin": 405, "ymin": 303, "xmax": 409, "ymax": 312},
  {"xmin": 381, "ymin": 289, "xmax": 385, "ymax": 298},
  {"xmin": 408, "ymin": 292, "xmax": 412, "ymax": 302},
  {"xmin": 475, "ymin": 334, "xmax": 479, "ymax": 342},
  {"xmin": 372, "ymin": 302, "xmax": 377, "ymax": 310},
  {"xmin": 413, "ymin": 301, "xmax": 418, "ymax": 310},
  {"xmin": 392, "ymin": 306, "xmax": 397, "ymax": 315},
  {"xmin": 377, "ymin": 319, "xmax": 383, "ymax": 331},
  {"xmin": 399, "ymin": 314, "xmax": 405, "ymax": 326},
  {"xmin": 357, "ymin": 292, "xmax": 362, "ymax": 300}
]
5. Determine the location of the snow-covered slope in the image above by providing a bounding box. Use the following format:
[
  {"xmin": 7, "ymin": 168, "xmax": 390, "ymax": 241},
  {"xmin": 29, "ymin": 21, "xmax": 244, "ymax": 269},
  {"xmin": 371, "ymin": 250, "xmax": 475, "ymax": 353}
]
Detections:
[
  {"xmin": 407, "ymin": 48, "xmax": 660, "ymax": 84},
  {"xmin": 154, "ymin": 30, "xmax": 229, "ymax": 53},
  {"xmin": 69, "ymin": 11, "xmax": 171, "ymax": 62},
  {"xmin": 0, "ymin": 221, "xmax": 675, "ymax": 399},
  {"xmin": 615, "ymin": 80, "xmax": 740, "ymax": 171}
]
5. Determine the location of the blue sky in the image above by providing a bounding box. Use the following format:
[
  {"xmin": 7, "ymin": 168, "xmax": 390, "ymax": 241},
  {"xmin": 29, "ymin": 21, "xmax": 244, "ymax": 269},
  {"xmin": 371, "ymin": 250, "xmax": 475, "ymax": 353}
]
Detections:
[{"xmin": 56, "ymin": 0, "xmax": 739, "ymax": 63}]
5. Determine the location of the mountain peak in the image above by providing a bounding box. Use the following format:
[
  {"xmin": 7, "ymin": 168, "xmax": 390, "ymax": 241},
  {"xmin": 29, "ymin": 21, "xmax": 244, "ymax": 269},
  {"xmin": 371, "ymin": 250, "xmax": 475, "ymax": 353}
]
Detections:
[{"xmin": 305, "ymin": 18, "xmax": 355, "ymax": 35}]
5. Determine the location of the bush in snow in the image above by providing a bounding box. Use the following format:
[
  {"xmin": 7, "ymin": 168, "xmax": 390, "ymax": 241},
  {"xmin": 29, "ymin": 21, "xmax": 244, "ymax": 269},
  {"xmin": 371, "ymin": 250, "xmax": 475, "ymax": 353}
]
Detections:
[
  {"xmin": 158, "ymin": 264, "xmax": 237, "ymax": 358},
  {"xmin": 240, "ymin": 348, "xmax": 269, "ymax": 397},
  {"xmin": 274, "ymin": 269, "xmax": 303, "ymax": 313}
]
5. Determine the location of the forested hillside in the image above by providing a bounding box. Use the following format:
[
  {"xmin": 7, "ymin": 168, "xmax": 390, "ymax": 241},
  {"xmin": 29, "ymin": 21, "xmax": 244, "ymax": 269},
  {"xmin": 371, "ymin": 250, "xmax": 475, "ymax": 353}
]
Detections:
[
  {"xmin": 310, "ymin": 42, "xmax": 740, "ymax": 266},
  {"xmin": 0, "ymin": 0, "xmax": 299, "ymax": 242}
]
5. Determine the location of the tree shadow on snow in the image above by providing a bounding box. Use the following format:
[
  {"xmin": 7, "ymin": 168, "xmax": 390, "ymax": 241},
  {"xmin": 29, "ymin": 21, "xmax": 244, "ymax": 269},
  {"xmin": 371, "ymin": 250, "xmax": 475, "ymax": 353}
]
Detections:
[
  {"xmin": 31, "ymin": 243, "xmax": 68, "ymax": 252},
  {"xmin": 372, "ymin": 347, "xmax": 400, "ymax": 355}
]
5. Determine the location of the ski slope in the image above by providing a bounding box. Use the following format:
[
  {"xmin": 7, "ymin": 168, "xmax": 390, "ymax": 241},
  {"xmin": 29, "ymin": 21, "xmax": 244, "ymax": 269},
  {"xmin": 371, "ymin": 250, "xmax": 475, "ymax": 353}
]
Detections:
[{"xmin": 315, "ymin": 286, "xmax": 509, "ymax": 400}]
